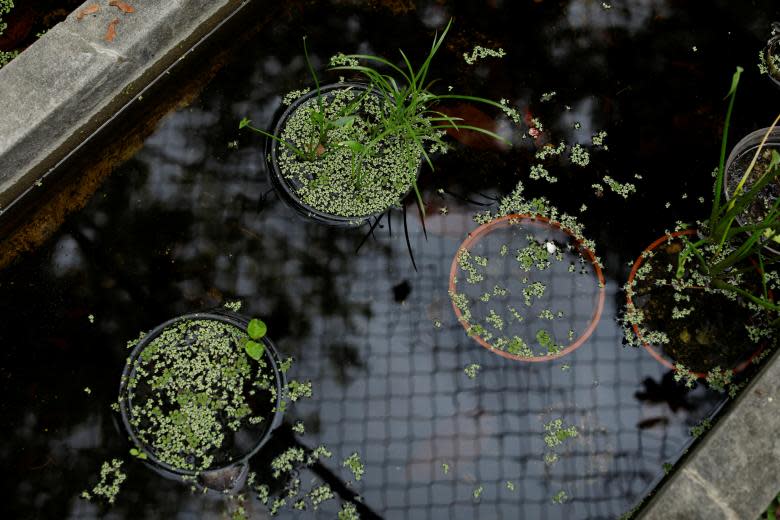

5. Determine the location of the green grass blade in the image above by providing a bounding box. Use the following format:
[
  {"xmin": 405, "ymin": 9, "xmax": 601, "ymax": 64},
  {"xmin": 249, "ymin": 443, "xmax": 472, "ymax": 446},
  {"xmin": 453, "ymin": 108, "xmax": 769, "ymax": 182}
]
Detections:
[{"xmin": 710, "ymin": 66, "xmax": 742, "ymax": 230}]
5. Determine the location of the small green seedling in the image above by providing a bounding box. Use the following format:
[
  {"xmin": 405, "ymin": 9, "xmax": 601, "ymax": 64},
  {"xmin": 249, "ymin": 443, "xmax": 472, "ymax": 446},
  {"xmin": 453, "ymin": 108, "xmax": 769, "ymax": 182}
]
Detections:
[
  {"xmin": 244, "ymin": 318, "xmax": 267, "ymax": 361},
  {"xmin": 129, "ymin": 448, "xmax": 148, "ymax": 460}
]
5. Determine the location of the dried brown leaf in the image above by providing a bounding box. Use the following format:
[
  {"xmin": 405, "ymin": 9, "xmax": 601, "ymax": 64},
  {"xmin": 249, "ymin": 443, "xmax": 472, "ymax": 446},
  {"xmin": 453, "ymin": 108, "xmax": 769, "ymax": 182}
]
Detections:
[
  {"xmin": 108, "ymin": 1, "xmax": 135, "ymax": 14},
  {"xmin": 76, "ymin": 4, "xmax": 100, "ymax": 21},
  {"xmin": 104, "ymin": 18, "xmax": 119, "ymax": 42}
]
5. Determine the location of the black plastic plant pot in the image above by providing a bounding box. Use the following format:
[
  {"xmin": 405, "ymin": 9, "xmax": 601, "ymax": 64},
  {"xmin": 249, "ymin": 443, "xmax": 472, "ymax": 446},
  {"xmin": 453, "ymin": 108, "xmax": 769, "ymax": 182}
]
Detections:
[
  {"xmin": 118, "ymin": 311, "xmax": 286, "ymax": 491},
  {"xmin": 723, "ymin": 126, "xmax": 780, "ymax": 255},
  {"xmin": 266, "ymin": 82, "xmax": 423, "ymax": 227}
]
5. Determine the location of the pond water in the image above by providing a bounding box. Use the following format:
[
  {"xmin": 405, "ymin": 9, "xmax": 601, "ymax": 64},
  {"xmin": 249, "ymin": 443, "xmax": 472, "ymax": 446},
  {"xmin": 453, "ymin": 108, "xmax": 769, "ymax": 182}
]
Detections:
[{"xmin": 1, "ymin": 0, "xmax": 779, "ymax": 518}]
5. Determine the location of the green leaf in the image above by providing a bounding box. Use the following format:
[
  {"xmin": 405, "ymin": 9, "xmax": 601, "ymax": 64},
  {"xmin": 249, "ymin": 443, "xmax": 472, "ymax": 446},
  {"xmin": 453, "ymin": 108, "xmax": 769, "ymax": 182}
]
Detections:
[
  {"xmin": 770, "ymin": 149, "xmax": 780, "ymax": 171},
  {"xmin": 726, "ymin": 66, "xmax": 743, "ymax": 97},
  {"xmin": 332, "ymin": 115, "xmax": 356, "ymax": 128},
  {"xmin": 245, "ymin": 340, "xmax": 265, "ymax": 361},
  {"xmin": 130, "ymin": 448, "xmax": 148, "ymax": 460},
  {"xmin": 247, "ymin": 319, "xmax": 267, "ymax": 339},
  {"xmin": 239, "ymin": 117, "xmax": 251, "ymax": 129},
  {"xmin": 338, "ymin": 140, "xmax": 365, "ymax": 153}
]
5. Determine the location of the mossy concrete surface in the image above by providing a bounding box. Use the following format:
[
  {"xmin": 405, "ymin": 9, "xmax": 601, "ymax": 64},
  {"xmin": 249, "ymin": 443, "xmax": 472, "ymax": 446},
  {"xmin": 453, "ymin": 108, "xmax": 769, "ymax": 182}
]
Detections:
[
  {"xmin": 639, "ymin": 347, "xmax": 780, "ymax": 520},
  {"xmin": 0, "ymin": 0, "xmax": 243, "ymax": 213}
]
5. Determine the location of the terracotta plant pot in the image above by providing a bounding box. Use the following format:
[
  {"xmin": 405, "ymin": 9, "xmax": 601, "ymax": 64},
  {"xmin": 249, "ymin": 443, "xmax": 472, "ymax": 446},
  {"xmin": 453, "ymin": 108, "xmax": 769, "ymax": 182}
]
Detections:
[
  {"xmin": 448, "ymin": 214, "xmax": 606, "ymax": 362},
  {"xmin": 626, "ymin": 230, "xmax": 767, "ymax": 378}
]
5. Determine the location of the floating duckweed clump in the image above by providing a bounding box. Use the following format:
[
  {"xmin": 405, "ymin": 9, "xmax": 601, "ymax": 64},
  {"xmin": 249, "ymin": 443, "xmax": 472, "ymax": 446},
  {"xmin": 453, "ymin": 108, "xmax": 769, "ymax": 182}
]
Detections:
[
  {"xmin": 122, "ymin": 319, "xmax": 278, "ymax": 472},
  {"xmin": 464, "ymin": 363, "xmax": 481, "ymax": 379},
  {"xmin": 82, "ymin": 459, "xmax": 126, "ymax": 504},
  {"xmin": 309, "ymin": 484, "xmax": 335, "ymax": 510},
  {"xmin": 463, "ymin": 45, "xmax": 506, "ymax": 64},
  {"xmin": 529, "ymin": 164, "xmax": 557, "ymax": 183},
  {"xmin": 591, "ymin": 131, "xmax": 608, "ymax": 149},
  {"xmin": 602, "ymin": 175, "xmax": 636, "ymax": 198},
  {"xmin": 543, "ymin": 418, "xmax": 579, "ymax": 449},
  {"xmin": 278, "ymin": 87, "xmax": 423, "ymax": 217},
  {"xmin": 343, "ymin": 452, "xmax": 365, "ymax": 481},
  {"xmin": 338, "ymin": 502, "xmax": 360, "ymax": 520},
  {"xmin": 570, "ymin": 144, "xmax": 590, "ymax": 167},
  {"xmin": 282, "ymin": 88, "xmax": 311, "ymax": 106}
]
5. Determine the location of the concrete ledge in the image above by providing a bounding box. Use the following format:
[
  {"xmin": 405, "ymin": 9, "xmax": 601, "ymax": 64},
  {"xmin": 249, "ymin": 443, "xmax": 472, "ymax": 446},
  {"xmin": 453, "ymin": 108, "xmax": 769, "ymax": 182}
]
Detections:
[
  {"xmin": 639, "ymin": 347, "xmax": 780, "ymax": 520},
  {"xmin": 0, "ymin": 0, "xmax": 244, "ymax": 211}
]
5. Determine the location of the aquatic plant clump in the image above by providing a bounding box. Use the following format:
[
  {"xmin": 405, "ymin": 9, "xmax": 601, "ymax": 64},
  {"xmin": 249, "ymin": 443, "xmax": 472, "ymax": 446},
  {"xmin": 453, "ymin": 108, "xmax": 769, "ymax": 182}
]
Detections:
[
  {"xmin": 463, "ymin": 45, "xmax": 506, "ymax": 65},
  {"xmin": 543, "ymin": 418, "xmax": 579, "ymax": 449},
  {"xmin": 121, "ymin": 319, "xmax": 278, "ymax": 472},
  {"xmin": 82, "ymin": 459, "xmax": 126, "ymax": 504},
  {"xmin": 622, "ymin": 233, "xmax": 777, "ymax": 381},
  {"xmin": 277, "ymin": 87, "xmax": 423, "ymax": 217}
]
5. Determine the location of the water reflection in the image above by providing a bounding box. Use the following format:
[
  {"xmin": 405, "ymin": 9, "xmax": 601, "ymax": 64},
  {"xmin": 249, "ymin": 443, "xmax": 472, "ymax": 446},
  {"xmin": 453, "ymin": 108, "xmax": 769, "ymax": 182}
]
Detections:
[{"xmin": 1, "ymin": 0, "xmax": 778, "ymax": 518}]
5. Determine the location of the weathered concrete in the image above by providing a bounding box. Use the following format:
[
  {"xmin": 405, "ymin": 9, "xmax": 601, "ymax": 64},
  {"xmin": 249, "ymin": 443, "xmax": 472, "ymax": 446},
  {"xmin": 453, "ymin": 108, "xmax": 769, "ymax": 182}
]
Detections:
[
  {"xmin": 0, "ymin": 0, "xmax": 245, "ymax": 212},
  {"xmin": 639, "ymin": 347, "xmax": 780, "ymax": 520}
]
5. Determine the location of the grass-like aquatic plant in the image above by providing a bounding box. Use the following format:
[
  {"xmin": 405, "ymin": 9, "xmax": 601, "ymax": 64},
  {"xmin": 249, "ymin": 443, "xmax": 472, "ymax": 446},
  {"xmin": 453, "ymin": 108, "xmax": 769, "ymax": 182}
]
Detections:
[
  {"xmin": 241, "ymin": 20, "xmax": 509, "ymax": 219},
  {"xmin": 622, "ymin": 69, "xmax": 779, "ymax": 390},
  {"xmin": 674, "ymin": 67, "xmax": 780, "ymax": 320},
  {"xmin": 327, "ymin": 19, "xmax": 509, "ymax": 211}
]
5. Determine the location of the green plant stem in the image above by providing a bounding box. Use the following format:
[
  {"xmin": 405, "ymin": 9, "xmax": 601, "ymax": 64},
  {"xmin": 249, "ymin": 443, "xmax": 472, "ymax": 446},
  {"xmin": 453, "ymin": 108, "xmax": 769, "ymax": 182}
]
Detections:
[
  {"xmin": 240, "ymin": 121, "xmax": 307, "ymax": 159},
  {"xmin": 709, "ymin": 66, "xmax": 743, "ymax": 230},
  {"xmin": 710, "ymin": 279, "xmax": 780, "ymax": 313}
]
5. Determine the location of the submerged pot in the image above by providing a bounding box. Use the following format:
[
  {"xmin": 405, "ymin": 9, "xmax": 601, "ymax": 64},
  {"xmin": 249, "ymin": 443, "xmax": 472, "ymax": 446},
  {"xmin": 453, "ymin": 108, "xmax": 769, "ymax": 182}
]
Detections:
[
  {"xmin": 118, "ymin": 311, "xmax": 285, "ymax": 491},
  {"xmin": 626, "ymin": 230, "xmax": 767, "ymax": 378},
  {"xmin": 448, "ymin": 214, "xmax": 606, "ymax": 362},
  {"xmin": 724, "ymin": 126, "xmax": 780, "ymax": 255},
  {"xmin": 266, "ymin": 82, "xmax": 423, "ymax": 227}
]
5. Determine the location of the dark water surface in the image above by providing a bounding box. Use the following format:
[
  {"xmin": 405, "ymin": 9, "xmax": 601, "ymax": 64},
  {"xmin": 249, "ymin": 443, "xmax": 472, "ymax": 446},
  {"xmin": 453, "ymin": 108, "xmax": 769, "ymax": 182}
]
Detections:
[{"xmin": 1, "ymin": 0, "xmax": 779, "ymax": 518}]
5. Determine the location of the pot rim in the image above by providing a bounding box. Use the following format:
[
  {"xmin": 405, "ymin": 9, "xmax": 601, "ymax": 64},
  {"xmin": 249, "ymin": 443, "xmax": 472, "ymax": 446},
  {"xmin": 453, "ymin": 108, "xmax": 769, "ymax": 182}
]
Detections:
[{"xmin": 448, "ymin": 213, "xmax": 606, "ymax": 362}]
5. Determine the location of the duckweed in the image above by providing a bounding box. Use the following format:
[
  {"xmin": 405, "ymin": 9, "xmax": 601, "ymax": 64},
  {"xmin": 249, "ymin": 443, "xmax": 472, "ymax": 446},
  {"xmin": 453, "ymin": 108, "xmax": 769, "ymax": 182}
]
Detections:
[
  {"xmin": 463, "ymin": 45, "xmax": 506, "ymax": 64},
  {"xmin": 278, "ymin": 88, "xmax": 422, "ymax": 217},
  {"xmin": 121, "ymin": 319, "xmax": 278, "ymax": 472}
]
